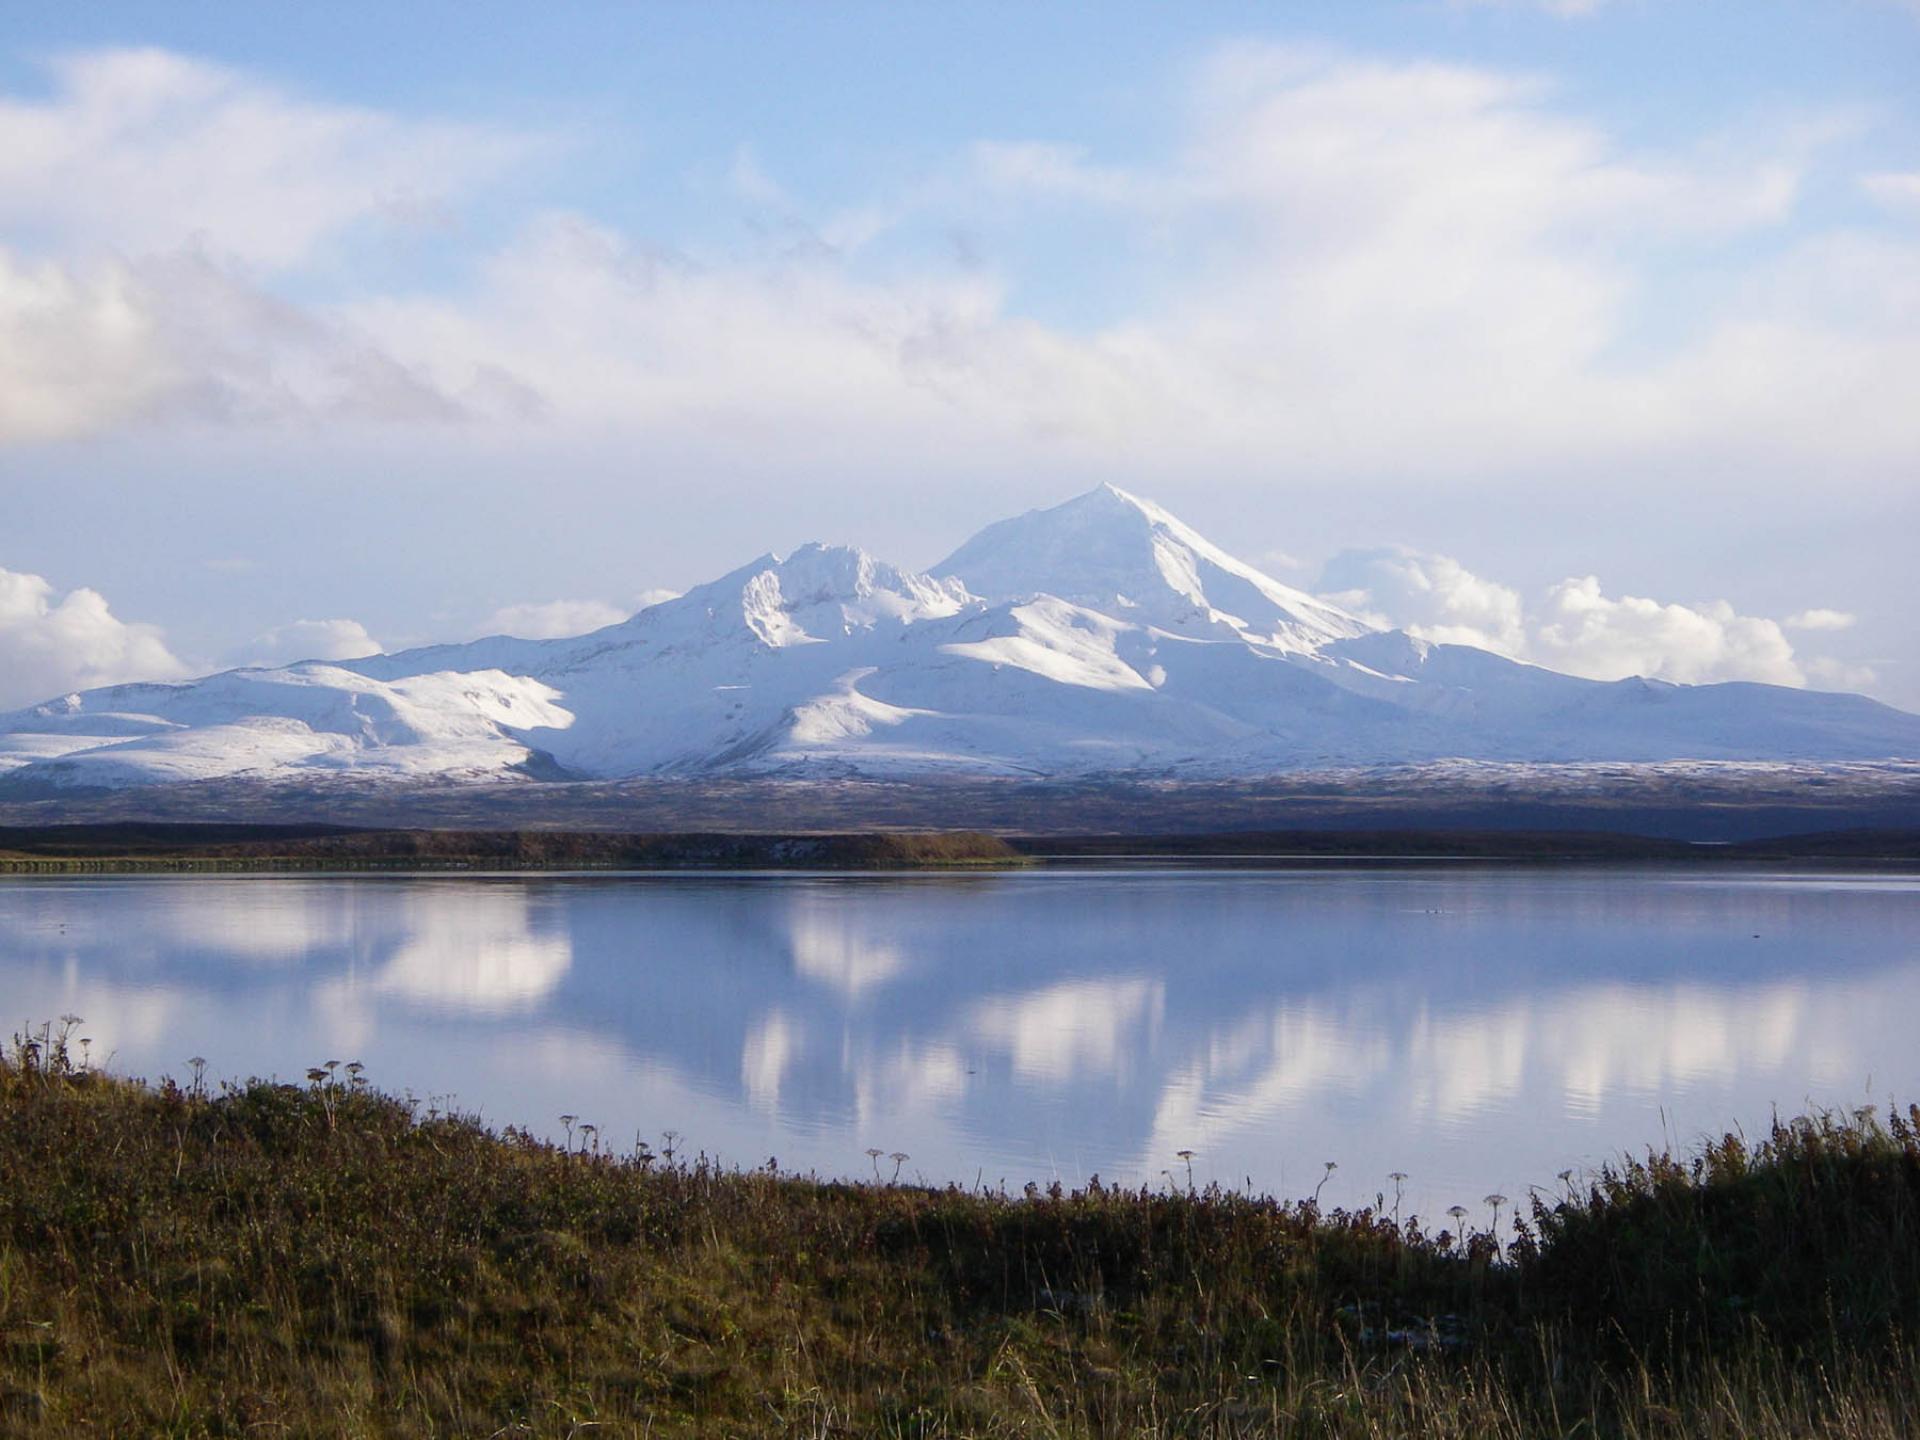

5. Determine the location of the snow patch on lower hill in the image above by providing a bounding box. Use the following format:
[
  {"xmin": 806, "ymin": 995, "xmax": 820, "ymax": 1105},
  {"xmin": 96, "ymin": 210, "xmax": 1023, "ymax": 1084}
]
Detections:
[
  {"xmin": 938, "ymin": 599, "xmax": 1155, "ymax": 693},
  {"xmin": 0, "ymin": 665, "xmax": 572, "ymax": 787},
  {"xmin": 0, "ymin": 732, "xmax": 111, "ymax": 773},
  {"xmin": 785, "ymin": 670, "xmax": 931, "ymax": 746}
]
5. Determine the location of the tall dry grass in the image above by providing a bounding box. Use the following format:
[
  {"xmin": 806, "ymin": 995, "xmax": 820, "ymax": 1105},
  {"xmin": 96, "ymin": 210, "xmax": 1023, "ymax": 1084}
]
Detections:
[{"xmin": 3, "ymin": 1018, "xmax": 1917, "ymax": 1437}]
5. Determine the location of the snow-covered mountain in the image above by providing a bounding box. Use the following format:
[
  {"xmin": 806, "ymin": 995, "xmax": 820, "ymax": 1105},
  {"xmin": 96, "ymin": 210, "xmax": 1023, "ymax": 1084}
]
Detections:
[{"xmin": 4, "ymin": 485, "xmax": 1918, "ymax": 790}]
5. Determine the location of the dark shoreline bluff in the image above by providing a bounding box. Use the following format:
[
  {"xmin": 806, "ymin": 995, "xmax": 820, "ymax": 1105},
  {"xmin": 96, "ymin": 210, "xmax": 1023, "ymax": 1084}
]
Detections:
[
  {"xmin": 5, "ymin": 1027, "xmax": 1920, "ymax": 1437},
  {"xmin": 0, "ymin": 825, "xmax": 1026, "ymax": 872},
  {"xmin": 2, "ymin": 820, "xmax": 1918, "ymax": 871}
]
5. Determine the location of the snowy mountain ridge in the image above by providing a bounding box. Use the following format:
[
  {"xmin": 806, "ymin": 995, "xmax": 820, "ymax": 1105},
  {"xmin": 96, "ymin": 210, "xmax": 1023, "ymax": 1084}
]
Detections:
[{"xmin": 4, "ymin": 485, "xmax": 1917, "ymax": 790}]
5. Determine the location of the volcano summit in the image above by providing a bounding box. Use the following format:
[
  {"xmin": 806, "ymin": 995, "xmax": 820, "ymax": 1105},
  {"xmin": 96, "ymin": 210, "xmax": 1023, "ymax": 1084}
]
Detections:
[{"xmin": 4, "ymin": 486, "xmax": 1917, "ymax": 792}]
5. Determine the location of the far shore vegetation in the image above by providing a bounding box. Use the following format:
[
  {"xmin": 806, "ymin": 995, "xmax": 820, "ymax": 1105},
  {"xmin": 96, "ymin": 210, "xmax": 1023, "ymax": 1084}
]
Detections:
[
  {"xmin": 5, "ymin": 1019, "xmax": 1920, "ymax": 1436},
  {"xmin": 2, "ymin": 820, "xmax": 1917, "ymax": 873},
  {"xmin": 0, "ymin": 826, "xmax": 1029, "ymax": 874}
]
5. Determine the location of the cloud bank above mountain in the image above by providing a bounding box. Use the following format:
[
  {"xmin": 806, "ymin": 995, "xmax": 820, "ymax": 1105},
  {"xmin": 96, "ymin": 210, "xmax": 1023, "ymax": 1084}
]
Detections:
[
  {"xmin": 0, "ymin": 18, "xmax": 1913, "ymax": 708},
  {"xmin": 3, "ymin": 41, "xmax": 1914, "ymax": 478},
  {"xmin": 1319, "ymin": 547, "xmax": 1840, "ymax": 690}
]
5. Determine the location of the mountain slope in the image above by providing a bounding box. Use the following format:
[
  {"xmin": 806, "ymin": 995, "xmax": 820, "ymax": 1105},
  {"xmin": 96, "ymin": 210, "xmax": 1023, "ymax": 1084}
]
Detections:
[{"xmin": 3, "ymin": 487, "xmax": 1917, "ymax": 789}]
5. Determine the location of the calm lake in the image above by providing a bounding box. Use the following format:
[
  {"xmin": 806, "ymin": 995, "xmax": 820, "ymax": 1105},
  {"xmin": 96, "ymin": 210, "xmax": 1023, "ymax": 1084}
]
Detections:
[{"xmin": 4, "ymin": 867, "xmax": 1916, "ymax": 1228}]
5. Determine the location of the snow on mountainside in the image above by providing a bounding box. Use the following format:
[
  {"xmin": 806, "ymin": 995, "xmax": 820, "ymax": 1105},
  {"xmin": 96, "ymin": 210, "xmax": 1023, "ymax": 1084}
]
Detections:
[{"xmin": 3, "ymin": 486, "xmax": 1918, "ymax": 790}]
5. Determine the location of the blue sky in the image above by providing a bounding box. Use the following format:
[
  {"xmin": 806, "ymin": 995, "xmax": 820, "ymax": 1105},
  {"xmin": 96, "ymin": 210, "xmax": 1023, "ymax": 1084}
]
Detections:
[{"xmin": 1, "ymin": 1, "xmax": 1917, "ymax": 708}]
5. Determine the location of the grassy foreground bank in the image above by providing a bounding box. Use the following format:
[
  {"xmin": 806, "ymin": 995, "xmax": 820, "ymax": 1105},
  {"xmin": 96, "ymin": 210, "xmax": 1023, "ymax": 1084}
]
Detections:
[{"xmin": 4, "ymin": 1028, "xmax": 1919, "ymax": 1437}]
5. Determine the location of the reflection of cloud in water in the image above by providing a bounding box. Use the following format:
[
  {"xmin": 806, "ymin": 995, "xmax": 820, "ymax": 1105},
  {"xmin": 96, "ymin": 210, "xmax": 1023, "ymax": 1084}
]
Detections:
[
  {"xmin": 853, "ymin": 1039, "xmax": 970, "ymax": 1125},
  {"xmin": 153, "ymin": 885, "xmax": 356, "ymax": 965},
  {"xmin": 1128, "ymin": 978, "xmax": 1839, "ymax": 1179},
  {"xmin": 786, "ymin": 901, "xmax": 908, "ymax": 995},
  {"xmin": 6, "ymin": 978, "xmax": 193, "ymax": 1070},
  {"xmin": 971, "ymin": 978, "xmax": 1163, "ymax": 1083},
  {"xmin": 30, "ymin": 879, "xmax": 361, "ymax": 964},
  {"xmin": 1409, "ymin": 982, "xmax": 1811, "ymax": 1121},
  {"xmin": 1409, "ymin": 1004, "xmax": 1532, "ymax": 1123},
  {"xmin": 1139, "ymin": 1004, "xmax": 1393, "ymax": 1172},
  {"xmin": 742, "ymin": 1010, "xmax": 797, "ymax": 1112},
  {"xmin": 329, "ymin": 890, "xmax": 572, "ymax": 1015},
  {"xmin": 2, "ymin": 870, "xmax": 1915, "ymax": 1208}
]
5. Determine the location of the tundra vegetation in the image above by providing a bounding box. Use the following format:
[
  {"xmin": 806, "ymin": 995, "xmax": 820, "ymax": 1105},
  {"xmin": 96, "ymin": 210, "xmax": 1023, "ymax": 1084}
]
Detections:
[{"xmin": 3, "ymin": 1019, "xmax": 1918, "ymax": 1438}]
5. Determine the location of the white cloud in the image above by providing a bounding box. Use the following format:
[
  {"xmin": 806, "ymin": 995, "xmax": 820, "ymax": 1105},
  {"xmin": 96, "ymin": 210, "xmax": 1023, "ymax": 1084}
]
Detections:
[
  {"xmin": 345, "ymin": 212, "xmax": 1088, "ymax": 452},
  {"xmin": 483, "ymin": 599, "xmax": 629, "ymax": 640},
  {"xmin": 1317, "ymin": 546, "xmax": 1527, "ymax": 653},
  {"xmin": 1805, "ymin": 656, "xmax": 1880, "ymax": 693},
  {"xmin": 1861, "ymin": 172, "xmax": 1920, "ymax": 214},
  {"xmin": 1450, "ymin": 0, "xmax": 1612, "ymax": 15},
  {"xmin": 0, "ymin": 246, "xmax": 471, "ymax": 442},
  {"xmin": 3, "ymin": 39, "xmax": 1889, "ymax": 476},
  {"xmin": 1259, "ymin": 548, "xmax": 1305, "ymax": 573},
  {"xmin": 3, "ymin": 42, "xmax": 1913, "ymax": 491},
  {"xmin": 0, "ymin": 48, "xmax": 530, "ymax": 442},
  {"xmin": 318, "ymin": 44, "xmax": 1904, "ymax": 486},
  {"xmin": 0, "ymin": 567, "xmax": 190, "ymax": 709},
  {"xmin": 241, "ymin": 618, "xmax": 383, "ymax": 666},
  {"xmin": 482, "ymin": 591, "xmax": 679, "ymax": 640},
  {"xmin": 0, "ymin": 251, "xmax": 174, "ymax": 442},
  {"xmin": 1785, "ymin": 608, "xmax": 1857, "ymax": 632},
  {"xmin": 0, "ymin": 48, "xmax": 528, "ymax": 270},
  {"xmin": 967, "ymin": 141, "xmax": 1144, "ymax": 205},
  {"xmin": 1530, "ymin": 578, "xmax": 1802, "ymax": 686},
  {"xmin": 727, "ymin": 145, "xmax": 790, "ymax": 210},
  {"xmin": 1321, "ymin": 550, "xmax": 1830, "ymax": 689}
]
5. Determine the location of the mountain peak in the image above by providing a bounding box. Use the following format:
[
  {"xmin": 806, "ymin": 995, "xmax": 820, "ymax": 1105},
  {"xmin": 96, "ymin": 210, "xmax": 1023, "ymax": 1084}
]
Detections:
[
  {"xmin": 1082, "ymin": 480, "xmax": 1146, "ymax": 505},
  {"xmin": 935, "ymin": 486, "xmax": 1372, "ymax": 651},
  {"xmin": 6, "ymin": 482, "xmax": 1917, "ymax": 791},
  {"xmin": 661, "ymin": 542, "xmax": 973, "ymax": 648},
  {"xmin": 1049, "ymin": 481, "xmax": 1174, "ymax": 525}
]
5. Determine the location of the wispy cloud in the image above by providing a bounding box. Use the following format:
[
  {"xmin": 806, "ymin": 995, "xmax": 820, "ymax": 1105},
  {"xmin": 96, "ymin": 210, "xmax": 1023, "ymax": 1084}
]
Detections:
[
  {"xmin": 1448, "ymin": 0, "xmax": 1615, "ymax": 18},
  {"xmin": 0, "ymin": 48, "xmax": 530, "ymax": 269},
  {"xmin": 0, "ymin": 49, "xmax": 535, "ymax": 441},
  {"xmin": 2, "ymin": 41, "xmax": 1911, "ymax": 484},
  {"xmin": 1862, "ymin": 171, "xmax": 1920, "ymax": 213},
  {"xmin": 482, "ymin": 598, "xmax": 631, "ymax": 640},
  {"xmin": 0, "ymin": 246, "xmax": 478, "ymax": 441},
  {"xmin": 239, "ymin": 618, "xmax": 384, "ymax": 667},
  {"xmin": 1786, "ymin": 608, "xmax": 1858, "ymax": 632}
]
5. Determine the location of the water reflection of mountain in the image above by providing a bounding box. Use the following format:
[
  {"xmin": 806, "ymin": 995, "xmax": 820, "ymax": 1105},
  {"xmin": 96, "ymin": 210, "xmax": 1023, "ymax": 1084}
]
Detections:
[
  {"xmin": 473, "ymin": 872, "xmax": 1916, "ymax": 1142},
  {"xmin": 2, "ymin": 871, "xmax": 1916, "ymax": 1199}
]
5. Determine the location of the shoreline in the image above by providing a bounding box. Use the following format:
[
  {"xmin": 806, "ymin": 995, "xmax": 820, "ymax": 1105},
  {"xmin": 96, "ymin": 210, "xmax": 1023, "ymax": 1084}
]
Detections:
[{"xmin": 3, "ymin": 820, "xmax": 1918, "ymax": 873}]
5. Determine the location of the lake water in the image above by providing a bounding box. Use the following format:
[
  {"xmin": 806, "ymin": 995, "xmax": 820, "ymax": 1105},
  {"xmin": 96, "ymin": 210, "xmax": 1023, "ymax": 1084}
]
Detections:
[{"xmin": 3, "ymin": 867, "xmax": 1916, "ymax": 1229}]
